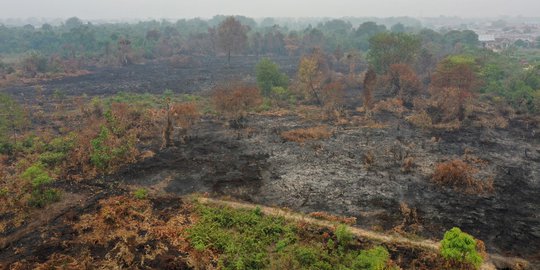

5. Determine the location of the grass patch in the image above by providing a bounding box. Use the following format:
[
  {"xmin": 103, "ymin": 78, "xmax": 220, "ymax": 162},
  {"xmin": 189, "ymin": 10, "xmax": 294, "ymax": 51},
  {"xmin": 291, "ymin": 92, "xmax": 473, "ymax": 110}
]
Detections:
[{"xmin": 187, "ymin": 203, "xmax": 397, "ymax": 270}]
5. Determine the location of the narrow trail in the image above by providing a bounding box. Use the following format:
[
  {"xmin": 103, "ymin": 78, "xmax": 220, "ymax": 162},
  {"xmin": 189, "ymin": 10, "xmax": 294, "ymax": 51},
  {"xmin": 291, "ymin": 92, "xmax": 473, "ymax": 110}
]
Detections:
[{"xmin": 197, "ymin": 196, "xmax": 531, "ymax": 270}]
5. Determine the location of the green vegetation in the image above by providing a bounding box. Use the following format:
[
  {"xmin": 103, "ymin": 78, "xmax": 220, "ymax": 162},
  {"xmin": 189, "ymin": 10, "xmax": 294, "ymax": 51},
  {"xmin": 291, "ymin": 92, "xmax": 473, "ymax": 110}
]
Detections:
[
  {"xmin": 133, "ymin": 188, "xmax": 148, "ymax": 199},
  {"xmin": 29, "ymin": 188, "xmax": 61, "ymax": 208},
  {"xmin": 90, "ymin": 126, "xmax": 114, "ymax": 171},
  {"xmin": 21, "ymin": 162, "xmax": 60, "ymax": 207},
  {"xmin": 440, "ymin": 227, "xmax": 483, "ymax": 269},
  {"xmin": 368, "ymin": 32, "xmax": 421, "ymax": 73},
  {"xmin": 353, "ymin": 246, "xmax": 391, "ymax": 270},
  {"xmin": 21, "ymin": 162, "xmax": 53, "ymax": 188},
  {"xmin": 335, "ymin": 224, "xmax": 354, "ymax": 248},
  {"xmin": 39, "ymin": 134, "xmax": 76, "ymax": 167},
  {"xmin": 256, "ymin": 58, "xmax": 289, "ymax": 96},
  {"xmin": 188, "ymin": 204, "xmax": 395, "ymax": 270},
  {"xmin": 0, "ymin": 93, "xmax": 28, "ymax": 154}
]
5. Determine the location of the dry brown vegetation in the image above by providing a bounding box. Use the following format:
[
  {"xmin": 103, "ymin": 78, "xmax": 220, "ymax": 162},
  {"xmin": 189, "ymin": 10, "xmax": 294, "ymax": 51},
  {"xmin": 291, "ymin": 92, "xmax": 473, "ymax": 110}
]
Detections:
[
  {"xmin": 25, "ymin": 196, "xmax": 195, "ymax": 269},
  {"xmin": 161, "ymin": 102, "xmax": 200, "ymax": 147},
  {"xmin": 281, "ymin": 126, "xmax": 332, "ymax": 143},
  {"xmin": 432, "ymin": 159, "xmax": 494, "ymax": 194},
  {"xmin": 385, "ymin": 63, "xmax": 422, "ymax": 105},
  {"xmin": 373, "ymin": 97, "xmax": 408, "ymax": 115},
  {"xmin": 211, "ymin": 84, "xmax": 263, "ymax": 121},
  {"xmin": 308, "ymin": 211, "xmax": 357, "ymax": 225}
]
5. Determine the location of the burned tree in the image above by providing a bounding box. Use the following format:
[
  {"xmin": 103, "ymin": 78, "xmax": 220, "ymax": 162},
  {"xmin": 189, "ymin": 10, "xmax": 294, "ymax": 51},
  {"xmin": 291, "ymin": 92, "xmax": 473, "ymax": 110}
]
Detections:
[
  {"xmin": 162, "ymin": 100, "xmax": 199, "ymax": 148},
  {"xmin": 217, "ymin": 17, "xmax": 248, "ymax": 65},
  {"xmin": 363, "ymin": 68, "xmax": 377, "ymax": 115}
]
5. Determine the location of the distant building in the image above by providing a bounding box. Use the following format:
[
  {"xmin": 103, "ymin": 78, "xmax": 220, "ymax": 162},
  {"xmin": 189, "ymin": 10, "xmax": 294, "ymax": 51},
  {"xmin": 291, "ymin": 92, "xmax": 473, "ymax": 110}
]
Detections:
[{"xmin": 478, "ymin": 34, "xmax": 495, "ymax": 42}]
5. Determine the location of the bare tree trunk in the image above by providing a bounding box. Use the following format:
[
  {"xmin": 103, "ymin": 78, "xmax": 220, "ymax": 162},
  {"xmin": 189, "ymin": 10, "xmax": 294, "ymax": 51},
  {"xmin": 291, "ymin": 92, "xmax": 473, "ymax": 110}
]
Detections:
[
  {"xmin": 162, "ymin": 104, "xmax": 173, "ymax": 149},
  {"xmin": 310, "ymin": 84, "xmax": 323, "ymax": 106}
]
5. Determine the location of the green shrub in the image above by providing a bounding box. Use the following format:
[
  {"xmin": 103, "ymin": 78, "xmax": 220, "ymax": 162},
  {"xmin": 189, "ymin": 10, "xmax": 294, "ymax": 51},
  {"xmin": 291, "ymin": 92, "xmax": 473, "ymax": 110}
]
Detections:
[
  {"xmin": 294, "ymin": 246, "xmax": 318, "ymax": 266},
  {"xmin": 28, "ymin": 188, "xmax": 61, "ymax": 208},
  {"xmin": 187, "ymin": 204, "xmax": 293, "ymax": 270},
  {"xmin": 39, "ymin": 151, "xmax": 67, "ymax": 166},
  {"xmin": 256, "ymin": 58, "xmax": 289, "ymax": 96},
  {"xmin": 133, "ymin": 188, "xmax": 148, "ymax": 199},
  {"xmin": 271, "ymin": 86, "xmax": 297, "ymax": 106},
  {"xmin": 335, "ymin": 224, "xmax": 354, "ymax": 248},
  {"xmin": 90, "ymin": 126, "xmax": 112, "ymax": 171},
  {"xmin": 0, "ymin": 187, "xmax": 8, "ymax": 197},
  {"xmin": 440, "ymin": 227, "xmax": 483, "ymax": 269},
  {"xmin": 352, "ymin": 246, "xmax": 390, "ymax": 270},
  {"xmin": 257, "ymin": 98, "xmax": 273, "ymax": 112},
  {"xmin": 21, "ymin": 162, "xmax": 53, "ymax": 188},
  {"xmin": 187, "ymin": 205, "xmax": 400, "ymax": 269}
]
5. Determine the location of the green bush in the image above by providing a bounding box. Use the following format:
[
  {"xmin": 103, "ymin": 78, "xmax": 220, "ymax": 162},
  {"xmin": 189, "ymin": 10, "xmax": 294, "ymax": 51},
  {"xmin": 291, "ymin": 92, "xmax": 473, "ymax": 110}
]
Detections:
[
  {"xmin": 29, "ymin": 188, "xmax": 61, "ymax": 208},
  {"xmin": 38, "ymin": 134, "xmax": 76, "ymax": 167},
  {"xmin": 21, "ymin": 162, "xmax": 60, "ymax": 208},
  {"xmin": 336, "ymin": 224, "xmax": 354, "ymax": 248},
  {"xmin": 440, "ymin": 227, "xmax": 483, "ymax": 269},
  {"xmin": 0, "ymin": 93, "xmax": 28, "ymax": 152},
  {"xmin": 187, "ymin": 204, "xmax": 399, "ymax": 270},
  {"xmin": 353, "ymin": 246, "xmax": 391, "ymax": 270},
  {"xmin": 21, "ymin": 162, "xmax": 53, "ymax": 188},
  {"xmin": 188, "ymin": 204, "xmax": 293, "ymax": 270},
  {"xmin": 256, "ymin": 58, "xmax": 289, "ymax": 96},
  {"xmin": 293, "ymin": 246, "xmax": 318, "ymax": 266},
  {"xmin": 271, "ymin": 86, "xmax": 297, "ymax": 105},
  {"xmin": 39, "ymin": 151, "xmax": 67, "ymax": 166},
  {"xmin": 90, "ymin": 125, "xmax": 113, "ymax": 171},
  {"xmin": 0, "ymin": 187, "xmax": 8, "ymax": 197},
  {"xmin": 133, "ymin": 188, "xmax": 148, "ymax": 199}
]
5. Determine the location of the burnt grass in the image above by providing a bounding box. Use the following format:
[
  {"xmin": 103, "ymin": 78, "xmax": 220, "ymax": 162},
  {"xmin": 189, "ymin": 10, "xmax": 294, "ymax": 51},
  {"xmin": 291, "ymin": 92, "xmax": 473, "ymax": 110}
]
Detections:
[
  {"xmin": 118, "ymin": 114, "xmax": 539, "ymax": 262},
  {"xmin": 2, "ymin": 55, "xmax": 300, "ymax": 99},
  {"xmin": 1, "ymin": 56, "xmax": 539, "ymax": 267}
]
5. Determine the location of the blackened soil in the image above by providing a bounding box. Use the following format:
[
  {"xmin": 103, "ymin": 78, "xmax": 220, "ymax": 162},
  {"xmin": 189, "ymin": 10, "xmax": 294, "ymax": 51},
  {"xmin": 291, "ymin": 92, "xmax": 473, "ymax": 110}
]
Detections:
[
  {"xmin": 120, "ymin": 114, "xmax": 539, "ymax": 265},
  {"xmin": 2, "ymin": 55, "xmax": 299, "ymax": 99}
]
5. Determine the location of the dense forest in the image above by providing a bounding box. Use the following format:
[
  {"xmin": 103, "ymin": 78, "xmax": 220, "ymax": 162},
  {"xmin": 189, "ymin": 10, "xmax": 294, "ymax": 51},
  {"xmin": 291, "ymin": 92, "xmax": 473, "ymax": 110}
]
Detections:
[{"xmin": 0, "ymin": 15, "xmax": 539, "ymax": 270}]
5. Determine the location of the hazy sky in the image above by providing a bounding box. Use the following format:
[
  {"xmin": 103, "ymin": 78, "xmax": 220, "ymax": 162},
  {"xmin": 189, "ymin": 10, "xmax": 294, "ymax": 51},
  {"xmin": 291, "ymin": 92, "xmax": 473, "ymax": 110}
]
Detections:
[{"xmin": 1, "ymin": 0, "xmax": 539, "ymax": 19}]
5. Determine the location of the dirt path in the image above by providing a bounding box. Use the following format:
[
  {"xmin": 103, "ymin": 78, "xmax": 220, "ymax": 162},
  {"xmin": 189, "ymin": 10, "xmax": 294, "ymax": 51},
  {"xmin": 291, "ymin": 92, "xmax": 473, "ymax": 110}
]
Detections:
[{"xmin": 197, "ymin": 196, "xmax": 532, "ymax": 270}]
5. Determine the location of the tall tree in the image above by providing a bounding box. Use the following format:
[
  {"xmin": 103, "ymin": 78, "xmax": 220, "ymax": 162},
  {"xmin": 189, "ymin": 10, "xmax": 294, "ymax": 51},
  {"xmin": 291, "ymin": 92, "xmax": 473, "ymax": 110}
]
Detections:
[
  {"xmin": 0, "ymin": 94, "xmax": 27, "ymax": 151},
  {"xmin": 367, "ymin": 32, "xmax": 421, "ymax": 74},
  {"xmin": 297, "ymin": 49, "xmax": 329, "ymax": 106},
  {"xmin": 217, "ymin": 17, "xmax": 248, "ymax": 65},
  {"xmin": 431, "ymin": 55, "xmax": 480, "ymax": 93}
]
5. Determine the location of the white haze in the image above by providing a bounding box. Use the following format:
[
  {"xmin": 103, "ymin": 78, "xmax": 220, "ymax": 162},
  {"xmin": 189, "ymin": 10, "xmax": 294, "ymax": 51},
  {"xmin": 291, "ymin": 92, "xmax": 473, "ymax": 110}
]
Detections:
[{"xmin": 0, "ymin": 0, "xmax": 538, "ymax": 19}]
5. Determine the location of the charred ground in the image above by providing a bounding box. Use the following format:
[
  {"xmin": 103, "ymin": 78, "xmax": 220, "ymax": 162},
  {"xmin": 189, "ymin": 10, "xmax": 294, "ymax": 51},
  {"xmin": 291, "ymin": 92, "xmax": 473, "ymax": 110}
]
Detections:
[{"xmin": 0, "ymin": 56, "xmax": 538, "ymax": 269}]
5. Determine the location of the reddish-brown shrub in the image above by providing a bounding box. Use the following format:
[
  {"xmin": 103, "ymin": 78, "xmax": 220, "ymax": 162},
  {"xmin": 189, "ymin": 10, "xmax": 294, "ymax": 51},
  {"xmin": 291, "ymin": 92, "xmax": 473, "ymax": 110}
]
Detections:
[
  {"xmin": 162, "ymin": 102, "xmax": 200, "ymax": 147},
  {"xmin": 373, "ymin": 98, "xmax": 407, "ymax": 115},
  {"xmin": 281, "ymin": 126, "xmax": 331, "ymax": 143},
  {"xmin": 431, "ymin": 56, "xmax": 479, "ymax": 94},
  {"xmin": 171, "ymin": 103, "xmax": 200, "ymax": 129},
  {"xmin": 432, "ymin": 159, "xmax": 493, "ymax": 193},
  {"xmin": 386, "ymin": 63, "xmax": 422, "ymax": 104},
  {"xmin": 430, "ymin": 87, "xmax": 471, "ymax": 122},
  {"xmin": 406, "ymin": 110, "xmax": 433, "ymax": 129},
  {"xmin": 320, "ymin": 80, "xmax": 345, "ymax": 110},
  {"xmin": 212, "ymin": 84, "xmax": 263, "ymax": 120}
]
